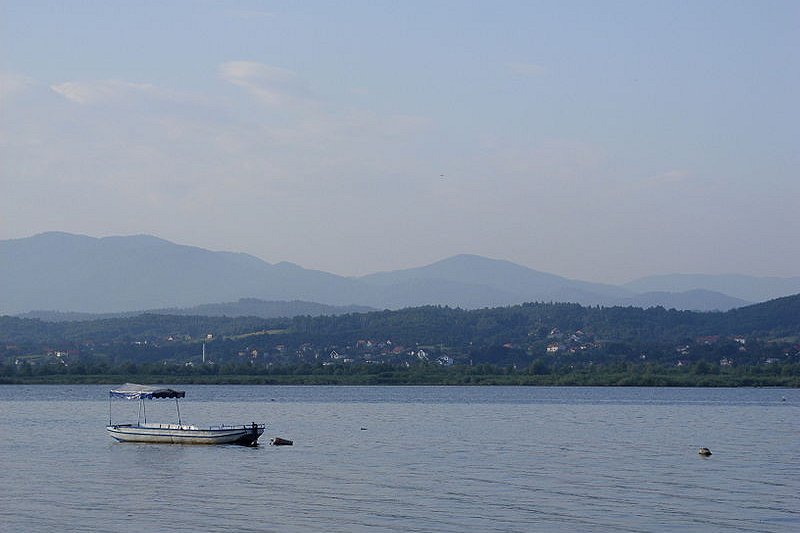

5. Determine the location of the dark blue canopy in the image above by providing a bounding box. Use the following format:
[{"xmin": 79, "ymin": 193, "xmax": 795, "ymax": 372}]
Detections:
[{"xmin": 109, "ymin": 383, "xmax": 186, "ymax": 400}]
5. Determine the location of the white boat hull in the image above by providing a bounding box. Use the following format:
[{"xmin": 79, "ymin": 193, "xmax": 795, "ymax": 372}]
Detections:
[{"xmin": 107, "ymin": 423, "xmax": 265, "ymax": 446}]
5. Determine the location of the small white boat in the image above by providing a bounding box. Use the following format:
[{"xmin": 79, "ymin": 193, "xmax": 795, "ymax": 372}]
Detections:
[{"xmin": 106, "ymin": 383, "xmax": 265, "ymax": 446}]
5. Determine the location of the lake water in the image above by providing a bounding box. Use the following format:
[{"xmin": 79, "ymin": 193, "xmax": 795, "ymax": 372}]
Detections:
[{"xmin": 1, "ymin": 386, "xmax": 798, "ymax": 532}]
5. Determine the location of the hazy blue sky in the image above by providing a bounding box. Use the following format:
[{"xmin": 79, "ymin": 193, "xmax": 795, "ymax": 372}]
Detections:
[{"xmin": 1, "ymin": 0, "xmax": 798, "ymax": 283}]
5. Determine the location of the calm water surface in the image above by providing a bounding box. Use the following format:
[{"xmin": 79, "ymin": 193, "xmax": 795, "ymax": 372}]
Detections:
[{"xmin": 1, "ymin": 386, "xmax": 798, "ymax": 532}]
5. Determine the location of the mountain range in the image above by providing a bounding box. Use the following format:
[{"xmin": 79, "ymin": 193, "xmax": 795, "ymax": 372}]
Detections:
[
  {"xmin": 2, "ymin": 232, "xmax": 797, "ymax": 316},
  {"xmin": 15, "ymin": 299, "xmax": 374, "ymax": 322}
]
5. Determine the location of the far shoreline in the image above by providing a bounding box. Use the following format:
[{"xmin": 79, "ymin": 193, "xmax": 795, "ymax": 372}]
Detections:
[{"xmin": 1, "ymin": 373, "xmax": 797, "ymax": 387}]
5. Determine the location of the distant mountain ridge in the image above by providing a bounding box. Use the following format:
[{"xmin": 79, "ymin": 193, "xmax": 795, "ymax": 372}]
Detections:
[
  {"xmin": 356, "ymin": 255, "xmax": 751, "ymax": 311},
  {"xmin": 360, "ymin": 254, "xmax": 630, "ymax": 301},
  {"xmin": 0, "ymin": 232, "xmax": 366, "ymax": 313},
  {"xmin": 620, "ymin": 289, "xmax": 750, "ymax": 312},
  {"xmin": 16, "ymin": 298, "xmax": 375, "ymax": 322},
  {"xmin": 1, "ymin": 232, "xmax": 795, "ymax": 315},
  {"xmin": 625, "ymin": 273, "xmax": 800, "ymax": 303}
]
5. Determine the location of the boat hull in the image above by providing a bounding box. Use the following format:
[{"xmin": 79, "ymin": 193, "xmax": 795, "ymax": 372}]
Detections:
[{"xmin": 107, "ymin": 423, "xmax": 264, "ymax": 446}]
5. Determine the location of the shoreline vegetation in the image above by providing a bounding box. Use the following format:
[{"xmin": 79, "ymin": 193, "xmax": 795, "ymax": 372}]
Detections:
[{"xmin": 2, "ymin": 363, "xmax": 798, "ymax": 387}]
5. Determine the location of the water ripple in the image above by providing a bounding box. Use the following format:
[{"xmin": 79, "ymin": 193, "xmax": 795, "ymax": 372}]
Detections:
[{"xmin": 1, "ymin": 386, "xmax": 798, "ymax": 532}]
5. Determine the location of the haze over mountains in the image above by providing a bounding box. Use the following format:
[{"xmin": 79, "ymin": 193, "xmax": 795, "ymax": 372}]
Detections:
[
  {"xmin": 15, "ymin": 299, "xmax": 374, "ymax": 322},
  {"xmin": 2, "ymin": 232, "xmax": 797, "ymax": 317}
]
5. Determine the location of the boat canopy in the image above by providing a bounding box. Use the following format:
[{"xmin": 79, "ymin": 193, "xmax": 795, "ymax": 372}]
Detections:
[{"xmin": 109, "ymin": 383, "xmax": 186, "ymax": 400}]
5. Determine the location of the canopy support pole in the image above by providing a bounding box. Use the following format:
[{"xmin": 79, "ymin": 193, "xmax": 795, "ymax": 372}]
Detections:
[{"xmin": 175, "ymin": 398, "xmax": 182, "ymax": 425}]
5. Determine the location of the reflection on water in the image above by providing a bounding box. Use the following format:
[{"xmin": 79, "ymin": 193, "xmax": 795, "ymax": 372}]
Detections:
[{"xmin": 1, "ymin": 386, "xmax": 798, "ymax": 532}]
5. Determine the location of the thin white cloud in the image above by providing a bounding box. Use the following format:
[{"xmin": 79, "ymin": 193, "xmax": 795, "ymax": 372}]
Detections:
[
  {"xmin": 50, "ymin": 80, "xmax": 155, "ymax": 104},
  {"xmin": 216, "ymin": 59, "xmax": 431, "ymax": 174},
  {"xmin": 0, "ymin": 71, "xmax": 33, "ymax": 101},
  {"xmin": 219, "ymin": 60, "xmax": 311, "ymax": 106},
  {"xmin": 50, "ymin": 79, "xmax": 203, "ymax": 105}
]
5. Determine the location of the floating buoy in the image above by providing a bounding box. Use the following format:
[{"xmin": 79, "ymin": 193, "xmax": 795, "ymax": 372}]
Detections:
[
  {"xmin": 698, "ymin": 447, "xmax": 712, "ymax": 456},
  {"xmin": 270, "ymin": 437, "xmax": 293, "ymax": 446}
]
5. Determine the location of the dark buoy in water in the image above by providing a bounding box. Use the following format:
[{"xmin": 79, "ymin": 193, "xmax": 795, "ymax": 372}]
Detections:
[
  {"xmin": 698, "ymin": 447, "xmax": 712, "ymax": 456},
  {"xmin": 270, "ymin": 437, "xmax": 293, "ymax": 446}
]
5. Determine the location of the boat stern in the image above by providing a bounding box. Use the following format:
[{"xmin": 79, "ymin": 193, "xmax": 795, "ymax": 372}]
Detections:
[{"xmin": 234, "ymin": 422, "xmax": 266, "ymax": 446}]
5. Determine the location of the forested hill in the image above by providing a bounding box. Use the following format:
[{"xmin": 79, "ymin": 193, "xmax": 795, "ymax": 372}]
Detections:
[
  {"xmin": 2, "ymin": 295, "xmax": 798, "ymax": 348},
  {"xmin": 710, "ymin": 293, "xmax": 800, "ymax": 333}
]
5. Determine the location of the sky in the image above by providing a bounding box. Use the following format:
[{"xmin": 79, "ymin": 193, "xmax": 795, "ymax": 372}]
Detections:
[{"xmin": 1, "ymin": 0, "xmax": 798, "ymax": 283}]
